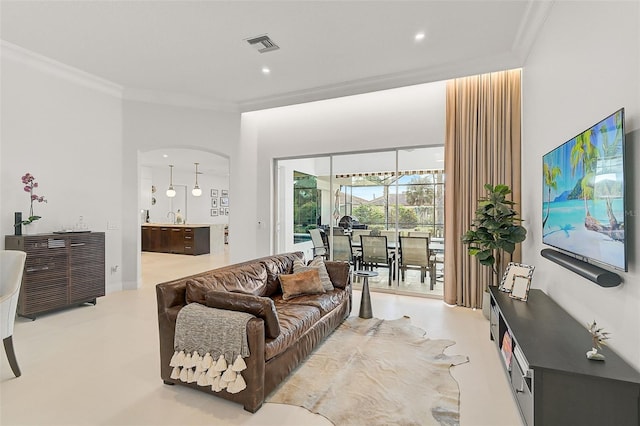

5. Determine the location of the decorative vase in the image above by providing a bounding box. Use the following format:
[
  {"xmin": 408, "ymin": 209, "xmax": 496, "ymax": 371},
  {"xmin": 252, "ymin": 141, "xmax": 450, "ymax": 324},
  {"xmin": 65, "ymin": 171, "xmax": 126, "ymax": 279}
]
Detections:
[
  {"xmin": 481, "ymin": 290, "xmax": 491, "ymax": 319},
  {"xmin": 586, "ymin": 347, "xmax": 605, "ymax": 361},
  {"xmin": 14, "ymin": 212, "xmax": 22, "ymax": 236},
  {"xmin": 23, "ymin": 221, "xmax": 40, "ymax": 236}
]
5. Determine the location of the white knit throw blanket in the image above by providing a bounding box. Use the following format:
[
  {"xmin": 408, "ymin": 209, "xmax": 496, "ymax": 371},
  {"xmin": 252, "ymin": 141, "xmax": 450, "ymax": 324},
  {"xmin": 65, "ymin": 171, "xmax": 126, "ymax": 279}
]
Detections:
[{"xmin": 170, "ymin": 303, "xmax": 254, "ymax": 394}]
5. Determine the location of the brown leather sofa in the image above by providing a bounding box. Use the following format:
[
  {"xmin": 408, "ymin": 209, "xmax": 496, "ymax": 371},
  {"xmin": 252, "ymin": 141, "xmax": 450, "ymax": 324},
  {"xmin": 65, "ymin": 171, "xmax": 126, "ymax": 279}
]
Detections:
[{"xmin": 156, "ymin": 252, "xmax": 352, "ymax": 412}]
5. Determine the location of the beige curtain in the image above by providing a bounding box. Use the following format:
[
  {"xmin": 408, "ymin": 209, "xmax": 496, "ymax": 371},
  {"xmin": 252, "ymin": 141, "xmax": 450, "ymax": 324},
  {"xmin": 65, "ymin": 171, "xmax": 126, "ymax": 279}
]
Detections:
[{"xmin": 443, "ymin": 69, "xmax": 522, "ymax": 308}]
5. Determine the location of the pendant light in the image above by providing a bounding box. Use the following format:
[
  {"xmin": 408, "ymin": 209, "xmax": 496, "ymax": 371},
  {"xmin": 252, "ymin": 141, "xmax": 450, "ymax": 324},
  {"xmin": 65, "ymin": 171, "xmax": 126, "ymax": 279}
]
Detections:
[
  {"xmin": 166, "ymin": 165, "xmax": 176, "ymax": 198},
  {"xmin": 192, "ymin": 162, "xmax": 202, "ymax": 197}
]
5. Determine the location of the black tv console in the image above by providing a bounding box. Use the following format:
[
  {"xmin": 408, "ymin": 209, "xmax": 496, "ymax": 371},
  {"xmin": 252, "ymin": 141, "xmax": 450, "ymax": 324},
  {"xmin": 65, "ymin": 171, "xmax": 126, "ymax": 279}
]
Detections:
[{"xmin": 489, "ymin": 286, "xmax": 640, "ymax": 426}]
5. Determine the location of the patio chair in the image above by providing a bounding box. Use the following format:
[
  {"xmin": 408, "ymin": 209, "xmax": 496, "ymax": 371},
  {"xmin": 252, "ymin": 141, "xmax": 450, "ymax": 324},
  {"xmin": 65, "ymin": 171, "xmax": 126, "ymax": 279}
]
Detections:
[
  {"xmin": 409, "ymin": 231, "xmax": 430, "ymax": 238},
  {"xmin": 379, "ymin": 230, "xmax": 398, "ymax": 244},
  {"xmin": 399, "ymin": 236, "xmax": 434, "ymax": 290},
  {"xmin": 330, "ymin": 234, "xmax": 359, "ymax": 270},
  {"xmin": 360, "ymin": 235, "xmax": 395, "ymax": 286},
  {"xmin": 330, "ymin": 227, "xmax": 345, "ymax": 236},
  {"xmin": 350, "ymin": 229, "xmax": 370, "ymax": 242},
  {"xmin": 309, "ymin": 228, "xmax": 328, "ymax": 259}
]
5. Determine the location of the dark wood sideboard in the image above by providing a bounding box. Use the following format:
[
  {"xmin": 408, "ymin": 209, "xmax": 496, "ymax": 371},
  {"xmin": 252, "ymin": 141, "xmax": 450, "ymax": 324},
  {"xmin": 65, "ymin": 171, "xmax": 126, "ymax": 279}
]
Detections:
[
  {"xmin": 489, "ymin": 286, "xmax": 640, "ymax": 426},
  {"xmin": 141, "ymin": 225, "xmax": 210, "ymax": 255},
  {"xmin": 5, "ymin": 232, "xmax": 105, "ymax": 320}
]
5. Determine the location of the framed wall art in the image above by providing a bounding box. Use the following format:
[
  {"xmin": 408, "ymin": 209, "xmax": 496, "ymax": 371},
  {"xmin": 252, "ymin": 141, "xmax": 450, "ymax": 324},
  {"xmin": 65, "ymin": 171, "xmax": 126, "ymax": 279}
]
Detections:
[
  {"xmin": 210, "ymin": 209, "xmax": 218, "ymax": 216},
  {"xmin": 220, "ymin": 197, "xmax": 229, "ymax": 207},
  {"xmin": 211, "ymin": 189, "xmax": 218, "ymax": 197}
]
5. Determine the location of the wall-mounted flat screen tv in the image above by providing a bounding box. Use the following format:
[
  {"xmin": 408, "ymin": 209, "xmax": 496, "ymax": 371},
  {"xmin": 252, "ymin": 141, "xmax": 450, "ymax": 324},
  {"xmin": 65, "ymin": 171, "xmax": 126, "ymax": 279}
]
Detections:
[{"xmin": 542, "ymin": 108, "xmax": 626, "ymax": 271}]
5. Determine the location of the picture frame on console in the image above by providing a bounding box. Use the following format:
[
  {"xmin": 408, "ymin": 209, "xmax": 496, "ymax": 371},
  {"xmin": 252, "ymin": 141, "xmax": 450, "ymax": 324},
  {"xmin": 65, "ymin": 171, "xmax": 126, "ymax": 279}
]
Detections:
[
  {"xmin": 510, "ymin": 274, "xmax": 532, "ymax": 301},
  {"xmin": 499, "ymin": 262, "xmax": 534, "ymax": 293}
]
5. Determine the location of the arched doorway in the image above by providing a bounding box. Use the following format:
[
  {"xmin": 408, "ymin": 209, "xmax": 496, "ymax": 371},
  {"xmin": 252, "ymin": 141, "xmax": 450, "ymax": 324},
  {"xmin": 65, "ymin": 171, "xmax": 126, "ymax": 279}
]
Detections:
[{"xmin": 138, "ymin": 148, "xmax": 230, "ymax": 286}]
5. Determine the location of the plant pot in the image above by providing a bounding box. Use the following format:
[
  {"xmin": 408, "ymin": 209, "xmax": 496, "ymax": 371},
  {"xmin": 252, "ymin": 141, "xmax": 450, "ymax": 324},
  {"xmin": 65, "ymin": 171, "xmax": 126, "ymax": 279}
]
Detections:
[
  {"xmin": 23, "ymin": 221, "xmax": 40, "ymax": 235},
  {"xmin": 482, "ymin": 290, "xmax": 491, "ymax": 319}
]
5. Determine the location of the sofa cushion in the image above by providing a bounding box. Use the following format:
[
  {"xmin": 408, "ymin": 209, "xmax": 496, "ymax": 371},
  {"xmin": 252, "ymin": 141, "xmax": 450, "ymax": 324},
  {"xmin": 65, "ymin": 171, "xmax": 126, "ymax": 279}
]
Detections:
[
  {"xmin": 293, "ymin": 257, "xmax": 333, "ymax": 291},
  {"xmin": 185, "ymin": 262, "xmax": 268, "ymax": 304},
  {"xmin": 279, "ymin": 269, "xmax": 325, "ymax": 301},
  {"xmin": 204, "ymin": 290, "xmax": 281, "ymax": 339},
  {"xmin": 260, "ymin": 252, "xmax": 302, "ymax": 297},
  {"xmin": 264, "ymin": 303, "xmax": 321, "ymax": 360},
  {"xmin": 272, "ymin": 288, "xmax": 348, "ymax": 317}
]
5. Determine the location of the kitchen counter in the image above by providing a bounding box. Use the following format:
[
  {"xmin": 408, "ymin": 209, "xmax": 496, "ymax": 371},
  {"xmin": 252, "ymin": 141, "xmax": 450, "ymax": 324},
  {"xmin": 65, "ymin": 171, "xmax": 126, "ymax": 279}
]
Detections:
[
  {"xmin": 142, "ymin": 223, "xmax": 211, "ymax": 228},
  {"xmin": 141, "ymin": 224, "xmax": 210, "ymax": 255}
]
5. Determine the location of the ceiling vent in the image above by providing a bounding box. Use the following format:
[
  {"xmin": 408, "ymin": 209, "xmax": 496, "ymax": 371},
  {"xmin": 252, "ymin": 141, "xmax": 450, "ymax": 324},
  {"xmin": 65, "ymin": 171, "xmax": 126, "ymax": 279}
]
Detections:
[{"xmin": 245, "ymin": 34, "xmax": 280, "ymax": 53}]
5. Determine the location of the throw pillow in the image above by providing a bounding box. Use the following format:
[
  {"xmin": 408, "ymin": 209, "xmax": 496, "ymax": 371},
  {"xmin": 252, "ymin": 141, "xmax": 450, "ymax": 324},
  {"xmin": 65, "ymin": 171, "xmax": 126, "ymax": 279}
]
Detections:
[
  {"xmin": 293, "ymin": 258, "xmax": 334, "ymax": 291},
  {"xmin": 205, "ymin": 291, "xmax": 281, "ymax": 338},
  {"xmin": 279, "ymin": 269, "xmax": 326, "ymax": 301}
]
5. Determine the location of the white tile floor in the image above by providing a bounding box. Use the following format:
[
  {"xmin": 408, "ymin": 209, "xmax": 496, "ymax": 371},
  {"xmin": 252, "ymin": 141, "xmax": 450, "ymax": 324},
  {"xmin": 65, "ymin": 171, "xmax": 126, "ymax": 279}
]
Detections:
[
  {"xmin": 1, "ymin": 249, "xmax": 523, "ymax": 426},
  {"xmin": 354, "ymin": 267, "xmax": 444, "ymax": 298}
]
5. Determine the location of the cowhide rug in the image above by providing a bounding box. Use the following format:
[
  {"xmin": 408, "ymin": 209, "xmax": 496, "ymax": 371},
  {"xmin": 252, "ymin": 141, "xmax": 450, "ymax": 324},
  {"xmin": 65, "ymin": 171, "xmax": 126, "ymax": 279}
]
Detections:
[{"xmin": 266, "ymin": 316, "xmax": 469, "ymax": 426}]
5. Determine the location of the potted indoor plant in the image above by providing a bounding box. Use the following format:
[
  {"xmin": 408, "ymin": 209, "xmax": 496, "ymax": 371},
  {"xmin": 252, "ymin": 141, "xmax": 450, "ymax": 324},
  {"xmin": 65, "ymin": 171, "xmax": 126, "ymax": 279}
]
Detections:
[
  {"xmin": 462, "ymin": 184, "xmax": 527, "ymax": 316},
  {"xmin": 15, "ymin": 172, "xmax": 47, "ymax": 234}
]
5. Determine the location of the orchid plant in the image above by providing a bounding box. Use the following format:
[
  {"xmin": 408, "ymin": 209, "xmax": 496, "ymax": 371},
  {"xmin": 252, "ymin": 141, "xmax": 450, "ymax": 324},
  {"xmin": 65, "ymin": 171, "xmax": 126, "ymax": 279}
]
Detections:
[{"xmin": 16, "ymin": 173, "xmax": 47, "ymax": 226}]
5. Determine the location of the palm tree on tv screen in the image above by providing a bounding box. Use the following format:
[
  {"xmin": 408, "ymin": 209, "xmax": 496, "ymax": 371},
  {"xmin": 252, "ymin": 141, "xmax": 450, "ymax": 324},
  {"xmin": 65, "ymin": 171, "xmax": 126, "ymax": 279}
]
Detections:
[
  {"xmin": 597, "ymin": 121, "xmax": 623, "ymax": 232},
  {"xmin": 570, "ymin": 130, "xmax": 599, "ymax": 221},
  {"xmin": 542, "ymin": 162, "xmax": 561, "ymax": 229}
]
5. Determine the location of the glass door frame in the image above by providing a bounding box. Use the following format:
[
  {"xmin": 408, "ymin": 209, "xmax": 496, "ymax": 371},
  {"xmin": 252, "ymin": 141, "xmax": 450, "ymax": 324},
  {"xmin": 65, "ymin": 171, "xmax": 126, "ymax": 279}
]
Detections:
[{"xmin": 273, "ymin": 145, "xmax": 443, "ymax": 298}]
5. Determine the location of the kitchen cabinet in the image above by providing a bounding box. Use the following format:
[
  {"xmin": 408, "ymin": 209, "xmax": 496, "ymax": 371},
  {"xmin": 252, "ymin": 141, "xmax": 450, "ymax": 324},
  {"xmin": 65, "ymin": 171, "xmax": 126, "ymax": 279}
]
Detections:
[{"xmin": 141, "ymin": 225, "xmax": 210, "ymax": 255}]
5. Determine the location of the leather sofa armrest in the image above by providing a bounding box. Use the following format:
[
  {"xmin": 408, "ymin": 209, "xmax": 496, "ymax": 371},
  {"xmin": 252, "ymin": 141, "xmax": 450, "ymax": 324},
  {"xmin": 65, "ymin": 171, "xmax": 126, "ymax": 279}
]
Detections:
[
  {"xmin": 156, "ymin": 281, "xmax": 187, "ymax": 312},
  {"xmin": 156, "ymin": 282, "xmax": 187, "ymax": 381},
  {"xmin": 324, "ymin": 261, "xmax": 351, "ymax": 289},
  {"xmin": 242, "ymin": 317, "xmax": 266, "ymax": 412}
]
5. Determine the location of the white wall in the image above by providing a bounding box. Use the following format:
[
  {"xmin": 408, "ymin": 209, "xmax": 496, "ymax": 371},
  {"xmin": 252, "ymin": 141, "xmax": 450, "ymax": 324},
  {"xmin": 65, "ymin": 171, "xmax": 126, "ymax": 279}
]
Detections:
[
  {"xmin": 143, "ymin": 165, "xmax": 229, "ymax": 225},
  {"xmin": 235, "ymin": 81, "xmax": 447, "ymax": 260},
  {"xmin": 522, "ymin": 1, "xmax": 640, "ymax": 368},
  {"xmin": 1, "ymin": 45, "xmax": 124, "ymax": 293},
  {"xmin": 122, "ymin": 100, "xmax": 239, "ymax": 288}
]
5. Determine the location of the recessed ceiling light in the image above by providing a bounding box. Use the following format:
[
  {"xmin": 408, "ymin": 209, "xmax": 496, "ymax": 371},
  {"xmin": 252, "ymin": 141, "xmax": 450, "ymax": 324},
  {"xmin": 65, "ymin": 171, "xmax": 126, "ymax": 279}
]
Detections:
[
  {"xmin": 262, "ymin": 67, "xmax": 271, "ymax": 74},
  {"xmin": 163, "ymin": 154, "xmax": 168, "ymax": 158},
  {"xmin": 414, "ymin": 32, "xmax": 426, "ymax": 42}
]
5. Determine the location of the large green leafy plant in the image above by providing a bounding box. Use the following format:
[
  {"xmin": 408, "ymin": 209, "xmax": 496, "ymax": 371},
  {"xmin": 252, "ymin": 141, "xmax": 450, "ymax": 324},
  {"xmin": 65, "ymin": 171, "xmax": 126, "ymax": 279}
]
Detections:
[{"xmin": 462, "ymin": 184, "xmax": 527, "ymax": 280}]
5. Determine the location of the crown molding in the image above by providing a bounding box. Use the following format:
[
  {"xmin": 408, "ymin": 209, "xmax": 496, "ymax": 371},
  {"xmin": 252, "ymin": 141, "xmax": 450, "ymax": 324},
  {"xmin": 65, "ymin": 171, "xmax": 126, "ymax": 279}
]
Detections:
[
  {"xmin": 1, "ymin": 40, "xmax": 123, "ymax": 98},
  {"xmin": 123, "ymin": 88, "xmax": 239, "ymax": 113},
  {"xmin": 511, "ymin": 0, "xmax": 554, "ymax": 63},
  {"xmin": 238, "ymin": 52, "xmax": 523, "ymax": 112}
]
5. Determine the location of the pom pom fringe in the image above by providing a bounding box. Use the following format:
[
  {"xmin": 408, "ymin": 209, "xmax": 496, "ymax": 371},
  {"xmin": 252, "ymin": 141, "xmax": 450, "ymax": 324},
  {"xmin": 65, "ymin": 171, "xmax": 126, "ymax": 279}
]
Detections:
[{"xmin": 171, "ymin": 351, "xmax": 248, "ymax": 393}]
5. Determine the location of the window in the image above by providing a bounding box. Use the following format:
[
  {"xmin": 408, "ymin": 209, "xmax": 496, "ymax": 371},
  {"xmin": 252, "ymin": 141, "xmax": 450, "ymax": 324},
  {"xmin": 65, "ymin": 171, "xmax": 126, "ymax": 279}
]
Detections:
[{"xmin": 293, "ymin": 171, "xmax": 319, "ymax": 242}]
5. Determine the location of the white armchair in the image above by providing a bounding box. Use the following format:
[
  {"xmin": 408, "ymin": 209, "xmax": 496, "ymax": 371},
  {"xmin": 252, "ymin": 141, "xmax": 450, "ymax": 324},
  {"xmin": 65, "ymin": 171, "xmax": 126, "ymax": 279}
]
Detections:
[{"xmin": 1, "ymin": 250, "xmax": 27, "ymax": 377}]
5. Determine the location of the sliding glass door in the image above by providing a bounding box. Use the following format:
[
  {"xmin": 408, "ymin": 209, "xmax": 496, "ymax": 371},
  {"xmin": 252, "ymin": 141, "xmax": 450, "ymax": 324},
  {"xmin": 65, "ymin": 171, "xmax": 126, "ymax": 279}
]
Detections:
[{"xmin": 275, "ymin": 146, "xmax": 444, "ymax": 298}]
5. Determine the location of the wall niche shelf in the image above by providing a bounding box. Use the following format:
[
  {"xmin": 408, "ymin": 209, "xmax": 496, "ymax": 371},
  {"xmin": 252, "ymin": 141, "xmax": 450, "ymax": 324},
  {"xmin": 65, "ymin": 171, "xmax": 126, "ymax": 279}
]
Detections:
[{"xmin": 540, "ymin": 248, "xmax": 621, "ymax": 287}]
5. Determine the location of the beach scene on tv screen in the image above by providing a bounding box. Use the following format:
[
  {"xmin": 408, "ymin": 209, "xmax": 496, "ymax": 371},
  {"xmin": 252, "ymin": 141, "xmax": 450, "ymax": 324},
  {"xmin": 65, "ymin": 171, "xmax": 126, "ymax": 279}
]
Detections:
[{"xmin": 542, "ymin": 110, "xmax": 625, "ymax": 270}]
